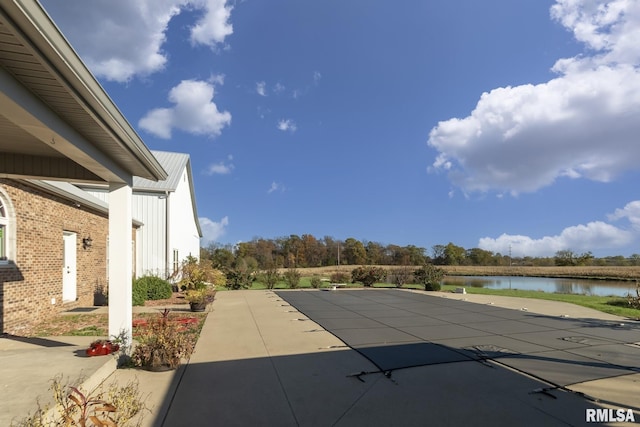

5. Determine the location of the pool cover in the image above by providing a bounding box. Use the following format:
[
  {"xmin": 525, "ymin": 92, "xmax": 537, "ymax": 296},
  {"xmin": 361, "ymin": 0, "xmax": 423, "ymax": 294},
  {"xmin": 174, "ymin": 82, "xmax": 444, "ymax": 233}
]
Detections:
[{"xmin": 275, "ymin": 289, "xmax": 640, "ymax": 387}]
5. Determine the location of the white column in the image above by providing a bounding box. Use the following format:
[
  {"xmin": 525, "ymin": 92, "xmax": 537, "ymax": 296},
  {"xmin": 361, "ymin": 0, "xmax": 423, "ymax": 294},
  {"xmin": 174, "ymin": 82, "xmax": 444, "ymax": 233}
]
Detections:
[{"xmin": 108, "ymin": 181, "xmax": 133, "ymax": 343}]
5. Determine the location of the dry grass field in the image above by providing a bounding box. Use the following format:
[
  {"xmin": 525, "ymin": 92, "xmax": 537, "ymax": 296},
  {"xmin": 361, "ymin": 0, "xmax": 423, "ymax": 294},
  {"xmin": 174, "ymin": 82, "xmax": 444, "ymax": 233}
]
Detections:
[{"xmin": 286, "ymin": 265, "xmax": 640, "ymax": 281}]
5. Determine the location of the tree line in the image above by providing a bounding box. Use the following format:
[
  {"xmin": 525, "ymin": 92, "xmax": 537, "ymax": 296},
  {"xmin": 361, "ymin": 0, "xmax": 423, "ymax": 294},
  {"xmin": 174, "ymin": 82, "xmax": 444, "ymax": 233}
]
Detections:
[{"xmin": 201, "ymin": 235, "xmax": 640, "ymax": 270}]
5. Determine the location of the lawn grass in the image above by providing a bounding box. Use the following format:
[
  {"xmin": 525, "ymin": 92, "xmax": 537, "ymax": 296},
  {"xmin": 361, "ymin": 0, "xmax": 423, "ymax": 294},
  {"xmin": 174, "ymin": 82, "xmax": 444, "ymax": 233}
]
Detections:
[{"xmin": 439, "ymin": 284, "xmax": 639, "ymax": 320}]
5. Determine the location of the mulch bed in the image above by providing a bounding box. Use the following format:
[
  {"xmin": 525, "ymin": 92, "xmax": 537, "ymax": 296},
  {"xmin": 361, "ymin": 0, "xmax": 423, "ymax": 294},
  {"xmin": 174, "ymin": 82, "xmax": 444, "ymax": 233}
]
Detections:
[{"xmin": 27, "ymin": 293, "xmax": 202, "ymax": 337}]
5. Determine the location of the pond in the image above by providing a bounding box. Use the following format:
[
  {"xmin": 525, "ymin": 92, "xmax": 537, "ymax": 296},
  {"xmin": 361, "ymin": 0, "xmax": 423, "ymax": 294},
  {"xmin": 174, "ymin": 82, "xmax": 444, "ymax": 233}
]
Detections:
[{"xmin": 443, "ymin": 275, "xmax": 637, "ymax": 298}]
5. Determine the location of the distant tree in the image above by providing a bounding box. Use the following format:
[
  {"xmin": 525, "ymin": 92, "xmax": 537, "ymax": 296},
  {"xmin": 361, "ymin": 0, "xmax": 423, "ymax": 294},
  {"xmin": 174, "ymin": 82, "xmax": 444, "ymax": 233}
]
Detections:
[
  {"xmin": 302, "ymin": 234, "xmax": 325, "ymax": 267},
  {"xmin": 254, "ymin": 238, "xmax": 277, "ymax": 268},
  {"xmin": 555, "ymin": 250, "xmax": 576, "ymax": 266},
  {"xmin": 576, "ymin": 251, "xmax": 594, "ymax": 266},
  {"xmin": 282, "ymin": 235, "xmax": 304, "ymax": 267},
  {"xmin": 365, "ymin": 241, "xmax": 385, "ymax": 265},
  {"xmin": 406, "ymin": 245, "xmax": 427, "ymax": 265},
  {"xmin": 432, "ymin": 245, "xmax": 446, "ymax": 265},
  {"xmin": 443, "ymin": 242, "xmax": 466, "ymax": 265},
  {"xmin": 235, "ymin": 241, "xmax": 256, "ymax": 260},
  {"xmin": 466, "ymin": 248, "xmax": 493, "ymax": 266},
  {"xmin": 210, "ymin": 247, "xmax": 235, "ymax": 270},
  {"xmin": 322, "ymin": 236, "xmax": 341, "ymax": 266},
  {"xmin": 385, "ymin": 244, "xmax": 406, "ymax": 265},
  {"xmin": 343, "ymin": 238, "xmax": 367, "ymax": 265}
]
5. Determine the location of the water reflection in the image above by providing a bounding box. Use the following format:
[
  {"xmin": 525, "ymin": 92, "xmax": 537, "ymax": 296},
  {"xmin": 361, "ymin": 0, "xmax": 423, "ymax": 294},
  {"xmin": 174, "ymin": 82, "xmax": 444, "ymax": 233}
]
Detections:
[{"xmin": 443, "ymin": 276, "xmax": 633, "ymax": 297}]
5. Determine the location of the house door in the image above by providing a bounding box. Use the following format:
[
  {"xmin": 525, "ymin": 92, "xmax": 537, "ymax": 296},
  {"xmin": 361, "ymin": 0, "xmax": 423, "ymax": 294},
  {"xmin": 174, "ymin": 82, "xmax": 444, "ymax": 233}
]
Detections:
[{"xmin": 62, "ymin": 231, "xmax": 77, "ymax": 302}]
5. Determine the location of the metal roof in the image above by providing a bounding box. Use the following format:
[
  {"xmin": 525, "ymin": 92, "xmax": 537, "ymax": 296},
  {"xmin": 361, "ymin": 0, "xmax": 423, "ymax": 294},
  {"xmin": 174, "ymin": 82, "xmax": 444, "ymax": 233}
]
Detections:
[
  {"xmin": 133, "ymin": 151, "xmax": 190, "ymax": 192},
  {"xmin": 137, "ymin": 150, "xmax": 203, "ymax": 238},
  {"xmin": 24, "ymin": 179, "xmax": 144, "ymax": 227},
  {"xmin": 71, "ymin": 150, "xmax": 203, "ymax": 238}
]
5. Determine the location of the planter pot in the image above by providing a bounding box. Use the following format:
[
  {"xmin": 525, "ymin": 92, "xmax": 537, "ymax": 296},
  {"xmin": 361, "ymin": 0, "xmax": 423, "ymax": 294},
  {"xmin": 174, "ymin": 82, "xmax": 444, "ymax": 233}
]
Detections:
[
  {"xmin": 189, "ymin": 302, "xmax": 207, "ymax": 312},
  {"xmin": 86, "ymin": 340, "xmax": 119, "ymax": 357}
]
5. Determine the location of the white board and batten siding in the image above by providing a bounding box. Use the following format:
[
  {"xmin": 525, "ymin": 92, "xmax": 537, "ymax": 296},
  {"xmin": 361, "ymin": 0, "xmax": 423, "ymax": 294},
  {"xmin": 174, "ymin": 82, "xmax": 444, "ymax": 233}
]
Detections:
[
  {"xmin": 82, "ymin": 150, "xmax": 203, "ymax": 279},
  {"xmin": 133, "ymin": 192, "xmax": 168, "ymax": 278},
  {"xmin": 168, "ymin": 168, "xmax": 201, "ymax": 271}
]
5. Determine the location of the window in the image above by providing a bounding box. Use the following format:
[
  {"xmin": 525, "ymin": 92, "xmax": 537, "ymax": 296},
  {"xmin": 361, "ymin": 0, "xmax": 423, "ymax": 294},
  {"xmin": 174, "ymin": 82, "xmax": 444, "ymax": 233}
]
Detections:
[
  {"xmin": 0, "ymin": 223, "xmax": 5, "ymax": 260},
  {"xmin": 0, "ymin": 189, "xmax": 15, "ymax": 264},
  {"xmin": 173, "ymin": 249, "xmax": 179, "ymax": 274}
]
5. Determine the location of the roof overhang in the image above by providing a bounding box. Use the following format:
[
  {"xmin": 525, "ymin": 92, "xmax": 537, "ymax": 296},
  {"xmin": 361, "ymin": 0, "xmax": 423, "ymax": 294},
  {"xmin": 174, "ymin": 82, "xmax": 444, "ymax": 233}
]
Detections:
[{"xmin": 0, "ymin": 0, "xmax": 167, "ymax": 184}]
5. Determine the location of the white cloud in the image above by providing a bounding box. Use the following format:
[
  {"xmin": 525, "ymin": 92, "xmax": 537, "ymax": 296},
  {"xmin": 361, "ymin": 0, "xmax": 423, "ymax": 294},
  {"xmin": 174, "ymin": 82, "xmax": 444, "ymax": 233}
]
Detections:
[
  {"xmin": 40, "ymin": 0, "xmax": 233, "ymax": 82},
  {"xmin": 608, "ymin": 200, "xmax": 640, "ymax": 230},
  {"xmin": 313, "ymin": 71, "xmax": 322, "ymax": 84},
  {"xmin": 189, "ymin": 0, "xmax": 233, "ymax": 47},
  {"xmin": 277, "ymin": 119, "xmax": 297, "ymax": 133},
  {"xmin": 256, "ymin": 81, "xmax": 267, "ymax": 96},
  {"xmin": 427, "ymin": 0, "xmax": 640, "ymax": 195},
  {"xmin": 479, "ymin": 221, "xmax": 634, "ymax": 257},
  {"xmin": 267, "ymin": 181, "xmax": 285, "ymax": 194},
  {"xmin": 139, "ymin": 79, "xmax": 231, "ymax": 138},
  {"xmin": 199, "ymin": 216, "xmax": 229, "ymax": 243},
  {"xmin": 208, "ymin": 73, "xmax": 225, "ymax": 85},
  {"xmin": 479, "ymin": 200, "xmax": 640, "ymax": 257},
  {"xmin": 206, "ymin": 162, "xmax": 234, "ymax": 175}
]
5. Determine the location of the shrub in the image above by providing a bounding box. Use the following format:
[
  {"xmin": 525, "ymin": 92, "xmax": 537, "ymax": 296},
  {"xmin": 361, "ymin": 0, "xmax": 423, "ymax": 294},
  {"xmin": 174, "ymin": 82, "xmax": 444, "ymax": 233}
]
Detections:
[
  {"xmin": 310, "ymin": 276, "xmax": 323, "ymax": 288},
  {"xmin": 135, "ymin": 276, "xmax": 172, "ymax": 300},
  {"xmin": 225, "ymin": 269, "xmax": 254, "ymax": 290},
  {"xmin": 225, "ymin": 257, "xmax": 257, "ymax": 290},
  {"xmin": 390, "ymin": 266, "xmax": 413, "ymax": 288},
  {"xmin": 131, "ymin": 309, "xmax": 195, "ymax": 369},
  {"xmin": 330, "ymin": 272, "xmax": 350, "ymax": 284},
  {"xmin": 351, "ymin": 266, "xmax": 387, "ymax": 287},
  {"xmin": 283, "ymin": 269, "xmax": 301, "ymax": 289},
  {"xmin": 16, "ymin": 375, "xmax": 147, "ymax": 427},
  {"xmin": 132, "ymin": 279, "xmax": 147, "ymax": 306},
  {"xmin": 259, "ymin": 268, "xmax": 281, "ymax": 290},
  {"xmin": 414, "ymin": 264, "xmax": 444, "ymax": 291},
  {"xmin": 178, "ymin": 256, "xmax": 225, "ymax": 291}
]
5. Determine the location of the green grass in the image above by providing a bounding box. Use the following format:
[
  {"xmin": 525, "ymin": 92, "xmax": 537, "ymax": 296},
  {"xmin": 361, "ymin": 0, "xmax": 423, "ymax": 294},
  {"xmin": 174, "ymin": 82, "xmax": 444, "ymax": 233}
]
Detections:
[
  {"xmin": 69, "ymin": 325, "xmax": 105, "ymax": 336},
  {"xmin": 440, "ymin": 284, "xmax": 639, "ymax": 320}
]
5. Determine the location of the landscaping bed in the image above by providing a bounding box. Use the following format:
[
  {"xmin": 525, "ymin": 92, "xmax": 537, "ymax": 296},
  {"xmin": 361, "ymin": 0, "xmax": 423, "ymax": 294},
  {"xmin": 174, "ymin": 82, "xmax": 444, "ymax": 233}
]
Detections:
[{"xmin": 27, "ymin": 293, "xmax": 203, "ymax": 337}]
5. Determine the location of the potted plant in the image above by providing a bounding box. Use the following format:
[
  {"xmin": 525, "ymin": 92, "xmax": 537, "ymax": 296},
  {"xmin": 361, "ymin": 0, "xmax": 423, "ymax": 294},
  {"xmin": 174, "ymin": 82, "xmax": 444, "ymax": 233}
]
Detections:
[
  {"xmin": 184, "ymin": 288, "xmax": 216, "ymax": 312},
  {"xmin": 131, "ymin": 309, "xmax": 194, "ymax": 371}
]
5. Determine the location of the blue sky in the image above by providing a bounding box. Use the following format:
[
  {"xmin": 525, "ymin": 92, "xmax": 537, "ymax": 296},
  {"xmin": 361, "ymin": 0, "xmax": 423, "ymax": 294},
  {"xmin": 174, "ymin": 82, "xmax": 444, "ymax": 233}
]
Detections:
[{"xmin": 40, "ymin": 0, "xmax": 640, "ymax": 258}]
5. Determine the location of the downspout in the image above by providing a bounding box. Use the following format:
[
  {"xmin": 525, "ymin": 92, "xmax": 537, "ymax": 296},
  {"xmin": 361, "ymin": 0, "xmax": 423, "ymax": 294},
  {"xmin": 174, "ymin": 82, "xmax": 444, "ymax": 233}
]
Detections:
[{"xmin": 164, "ymin": 191, "xmax": 170, "ymax": 279}]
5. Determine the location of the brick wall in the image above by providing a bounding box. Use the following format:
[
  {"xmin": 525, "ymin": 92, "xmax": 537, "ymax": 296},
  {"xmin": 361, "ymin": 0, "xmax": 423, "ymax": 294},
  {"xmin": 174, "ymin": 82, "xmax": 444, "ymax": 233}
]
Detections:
[{"xmin": 0, "ymin": 179, "xmax": 134, "ymax": 335}]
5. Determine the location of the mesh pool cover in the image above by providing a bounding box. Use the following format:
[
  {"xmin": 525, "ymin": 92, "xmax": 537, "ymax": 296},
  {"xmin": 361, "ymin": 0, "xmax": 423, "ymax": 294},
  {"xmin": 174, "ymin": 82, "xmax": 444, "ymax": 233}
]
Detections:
[{"xmin": 276, "ymin": 289, "xmax": 640, "ymax": 387}]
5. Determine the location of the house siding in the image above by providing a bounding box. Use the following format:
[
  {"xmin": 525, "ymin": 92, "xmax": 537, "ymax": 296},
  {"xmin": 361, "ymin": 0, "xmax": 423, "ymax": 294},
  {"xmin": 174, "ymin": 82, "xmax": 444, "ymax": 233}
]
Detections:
[
  {"xmin": 168, "ymin": 169, "xmax": 200, "ymax": 267},
  {"xmin": 0, "ymin": 179, "xmax": 133, "ymax": 335},
  {"xmin": 133, "ymin": 192, "xmax": 167, "ymax": 278}
]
